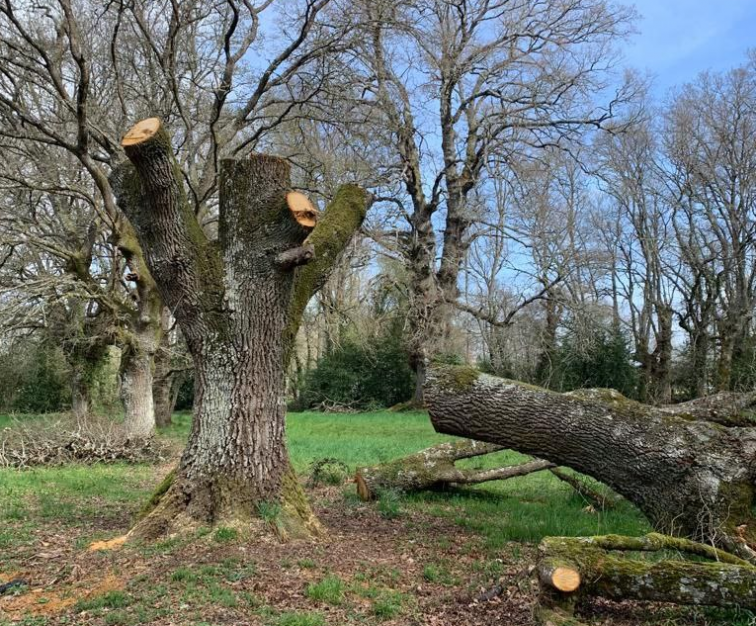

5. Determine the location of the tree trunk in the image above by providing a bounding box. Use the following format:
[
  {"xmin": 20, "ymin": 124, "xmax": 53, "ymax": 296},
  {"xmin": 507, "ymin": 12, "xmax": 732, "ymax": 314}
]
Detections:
[
  {"xmin": 70, "ymin": 364, "xmax": 92, "ymax": 419},
  {"xmin": 425, "ymin": 364, "xmax": 756, "ymax": 562},
  {"xmin": 355, "ymin": 439, "xmax": 553, "ymax": 500},
  {"xmin": 152, "ymin": 316, "xmax": 180, "ymax": 428},
  {"xmin": 111, "ymin": 118, "xmax": 368, "ymax": 540},
  {"xmin": 534, "ymin": 534, "xmax": 756, "ymax": 625},
  {"xmin": 120, "ymin": 341, "xmax": 156, "ymax": 438}
]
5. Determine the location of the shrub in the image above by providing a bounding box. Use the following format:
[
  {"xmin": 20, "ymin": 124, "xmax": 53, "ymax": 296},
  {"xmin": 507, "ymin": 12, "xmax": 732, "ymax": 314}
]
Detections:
[
  {"xmin": 299, "ymin": 330, "xmax": 414, "ymax": 410},
  {"xmin": 550, "ymin": 324, "xmax": 638, "ymax": 398}
]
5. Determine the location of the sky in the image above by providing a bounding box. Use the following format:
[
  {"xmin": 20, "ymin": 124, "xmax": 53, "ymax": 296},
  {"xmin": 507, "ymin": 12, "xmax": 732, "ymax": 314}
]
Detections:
[{"xmin": 623, "ymin": 0, "xmax": 755, "ymax": 96}]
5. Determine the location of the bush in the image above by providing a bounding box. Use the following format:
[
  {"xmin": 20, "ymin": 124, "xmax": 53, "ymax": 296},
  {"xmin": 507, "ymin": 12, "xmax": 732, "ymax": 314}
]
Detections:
[
  {"xmin": 298, "ymin": 331, "xmax": 414, "ymax": 410},
  {"xmin": 551, "ymin": 325, "xmax": 638, "ymax": 398},
  {"xmin": 0, "ymin": 340, "xmax": 70, "ymax": 413}
]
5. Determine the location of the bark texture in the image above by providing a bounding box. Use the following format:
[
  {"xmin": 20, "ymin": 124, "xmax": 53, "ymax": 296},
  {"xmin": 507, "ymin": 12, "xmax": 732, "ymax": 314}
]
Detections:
[
  {"xmin": 120, "ymin": 325, "xmax": 159, "ymax": 437},
  {"xmin": 534, "ymin": 533, "xmax": 756, "ymax": 625},
  {"xmin": 355, "ymin": 439, "xmax": 553, "ymax": 500},
  {"xmin": 112, "ymin": 118, "xmax": 368, "ymax": 539},
  {"xmin": 425, "ymin": 365, "xmax": 756, "ymax": 562}
]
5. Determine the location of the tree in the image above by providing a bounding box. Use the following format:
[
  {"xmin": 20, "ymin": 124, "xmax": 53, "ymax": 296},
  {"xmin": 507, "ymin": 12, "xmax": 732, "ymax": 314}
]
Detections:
[
  {"xmin": 350, "ymin": 0, "xmax": 638, "ymax": 403},
  {"xmin": 426, "ymin": 364, "xmax": 756, "ymax": 563},
  {"xmin": 113, "ymin": 118, "xmax": 368, "ymax": 538},
  {"xmin": 664, "ymin": 63, "xmax": 756, "ymax": 393},
  {"xmin": 0, "ymin": 0, "xmax": 351, "ymax": 432}
]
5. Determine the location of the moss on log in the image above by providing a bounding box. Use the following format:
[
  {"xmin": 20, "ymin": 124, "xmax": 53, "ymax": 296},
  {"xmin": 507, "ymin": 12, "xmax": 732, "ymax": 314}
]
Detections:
[
  {"xmin": 534, "ymin": 533, "xmax": 756, "ymax": 625},
  {"xmin": 355, "ymin": 439, "xmax": 553, "ymax": 500}
]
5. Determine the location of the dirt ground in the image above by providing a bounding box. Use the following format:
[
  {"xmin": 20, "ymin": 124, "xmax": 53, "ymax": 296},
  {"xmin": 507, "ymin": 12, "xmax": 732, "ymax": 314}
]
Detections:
[{"xmin": 0, "ymin": 478, "xmax": 743, "ymax": 626}]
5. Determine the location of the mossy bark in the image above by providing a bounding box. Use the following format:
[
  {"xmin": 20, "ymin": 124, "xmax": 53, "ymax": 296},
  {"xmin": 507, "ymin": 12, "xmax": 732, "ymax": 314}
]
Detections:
[
  {"xmin": 535, "ymin": 534, "xmax": 756, "ymax": 624},
  {"xmin": 355, "ymin": 439, "xmax": 553, "ymax": 500},
  {"xmin": 112, "ymin": 120, "xmax": 368, "ymax": 541},
  {"xmin": 426, "ymin": 365, "xmax": 756, "ymax": 562}
]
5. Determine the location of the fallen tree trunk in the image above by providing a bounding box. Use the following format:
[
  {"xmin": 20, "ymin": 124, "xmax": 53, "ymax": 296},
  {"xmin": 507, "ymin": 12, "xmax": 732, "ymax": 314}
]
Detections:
[
  {"xmin": 355, "ymin": 439, "xmax": 553, "ymax": 500},
  {"xmin": 534, "ymin": 533, "xmax": 756, "ymax": 625},
  {"xmin": 425, "ymin": 365, "xmax": 756, "ymax": 562},
  {"xmin": 356, "ymin": 439, "xmax": 618, "ymax": 508}
]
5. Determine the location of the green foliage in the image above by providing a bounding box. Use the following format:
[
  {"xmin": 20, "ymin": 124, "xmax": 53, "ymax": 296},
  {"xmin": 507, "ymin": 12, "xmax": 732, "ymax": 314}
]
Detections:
[
  {"xmin": 174, "ymin": 376, "xmax": 194, "ymax": 410},
  {"xmin": 298, "ymin": 326, "xmax": 414, "ymax": 410},
  {"xmin": 731, "ymin": 334, "xmax": 756, "ymax": 392},
  {"xmin": 548, "ymin": 324, "xmax": 638, "ymax": 398},
  {"xmin": 0, "ymin": 341, "xmax": 70, "ymax": 413},
  {"xmin": 371, "ymin": 590, "xmax": 405, "ymax": 619},
  {"xmin": 377, "ymin": 489, "xmax": 403, "ymax": 519},
  {"xmin": 213, "ymin": 526, "xmax": 239, "ymax": 543},
  {"xmin": 271, "ymin": 611, "xmax": 325, "ymax": 626},
  {"xmin": 307, "ymin": 457, "xmax": 350, "ymax": 486}
]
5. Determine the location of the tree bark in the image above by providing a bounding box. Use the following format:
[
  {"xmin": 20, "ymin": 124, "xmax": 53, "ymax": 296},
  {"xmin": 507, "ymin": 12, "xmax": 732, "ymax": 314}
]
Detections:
[
  {"xmin": 120, "ymin": 324, "xmax": 159, "ymax": 437},
  {"xmin": 112, "ymin": 118, "xmax": 368, "ymax": 540},
  {"xmin": 425, "ymin": 364, "xmax": 756, "ymax": 562},
  {"xmin": 355, "ymin": 439, "xmax": 553, "ymax": 500},
  {"xmin": 534, "ymin": 534, "xmax": 756, "ymax": 625}
]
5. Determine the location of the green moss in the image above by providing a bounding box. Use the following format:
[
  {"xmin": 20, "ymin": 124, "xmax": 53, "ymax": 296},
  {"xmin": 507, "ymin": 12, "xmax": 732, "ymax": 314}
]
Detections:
[
  {"xmin": 431, "ymin": 365, "xmax": 481, "ymax": 393},
  {"xmin": 136, "ymin": 467, "xmax": 176, "ymax": 521}
]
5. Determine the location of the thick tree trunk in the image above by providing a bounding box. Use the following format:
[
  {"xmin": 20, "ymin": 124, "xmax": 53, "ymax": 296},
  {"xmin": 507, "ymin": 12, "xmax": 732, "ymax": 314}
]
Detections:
[
  {"xmin": 355, "ymin": 439, "xmax": 553, "ymax": 500},
  {"xmin": 425, "ymin": 365, "xmax": 756, "ymax": 562},
  {"xmin": 112, "ymin": 118, "xmax": 368, "ymax": 540},
  {"xmin": 534, "ymin": 534, "xmax": 756, "ymax": 625}
]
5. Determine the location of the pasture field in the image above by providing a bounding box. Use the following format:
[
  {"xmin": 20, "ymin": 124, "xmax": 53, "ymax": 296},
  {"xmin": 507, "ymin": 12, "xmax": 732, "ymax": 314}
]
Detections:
[{"xmin": 0, "ymin": 411, "xmax": 750, "ymax": 625}]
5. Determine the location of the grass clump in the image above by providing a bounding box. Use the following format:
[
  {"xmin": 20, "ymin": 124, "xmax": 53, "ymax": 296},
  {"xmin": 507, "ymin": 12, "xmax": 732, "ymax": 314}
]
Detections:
[
  {"xmin": 213, "ymin": 526, "xmax": 239, "ymax": 543},
  {"xmin": 272, "ymin": 611, "xmax": 325, "ymax": 626},
  {"xmin": 305, "ymin": 574, "xmax": 345, "ymax": 606}
]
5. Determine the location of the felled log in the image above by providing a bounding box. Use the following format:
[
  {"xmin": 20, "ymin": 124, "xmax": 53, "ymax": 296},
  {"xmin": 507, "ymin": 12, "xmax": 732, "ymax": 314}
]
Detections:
[
  {"xmin": 425, "ymin": 365, "xmax": 756, "ymax": 562},
  {"xmin": 354, "ymin": 439, "xmax": 554, "ymax": 500},
  {"xmin": 534, "ymin": 533, "xmax": 756, "ymax": 625}
]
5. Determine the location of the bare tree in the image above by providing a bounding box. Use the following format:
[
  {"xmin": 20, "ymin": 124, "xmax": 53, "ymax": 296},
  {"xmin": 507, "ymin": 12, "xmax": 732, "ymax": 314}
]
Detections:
[
  {"xmin": 348, "ymin": 0, "xmax": 638, "ymax": 403},
  {"xmin": 0, "ymin": 0, "xmax": 353, "ymax": 431}
]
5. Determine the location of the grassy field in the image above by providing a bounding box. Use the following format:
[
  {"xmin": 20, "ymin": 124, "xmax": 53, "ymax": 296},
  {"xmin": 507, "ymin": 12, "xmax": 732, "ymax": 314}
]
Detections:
[{"xmin": 0, "ymin": 411, "xmax": 751, "ymax": 626}]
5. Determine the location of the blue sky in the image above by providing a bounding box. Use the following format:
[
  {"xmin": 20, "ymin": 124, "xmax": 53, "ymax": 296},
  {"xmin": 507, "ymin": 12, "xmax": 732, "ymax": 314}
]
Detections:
[{"xmin": 624, "ymin": 0, "xmax": 755, "ymax": 95}]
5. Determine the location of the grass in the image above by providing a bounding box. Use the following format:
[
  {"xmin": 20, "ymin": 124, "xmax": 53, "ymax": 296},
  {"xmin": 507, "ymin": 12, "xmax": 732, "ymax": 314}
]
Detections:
[
  {"xmin": 1, "ymin": 408, "xmax": 735, "ymax": 626},
  {"xmin": 1, "ymin": 409, "xmax": 649, "ymax": 551},
  {"xmin": 305, "ymin": 574, "xmax": 345, "ymax": 605}
]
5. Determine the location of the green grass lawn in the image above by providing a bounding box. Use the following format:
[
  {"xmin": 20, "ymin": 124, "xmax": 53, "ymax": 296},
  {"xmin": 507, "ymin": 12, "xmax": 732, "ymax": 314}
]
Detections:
[
  {"xmin": 0, "ymin": 410, "xmax": 648, "ymax": 554},
  {"xmin": 1, "ymin": 410, "xmax": 752, "ymax": 626}
]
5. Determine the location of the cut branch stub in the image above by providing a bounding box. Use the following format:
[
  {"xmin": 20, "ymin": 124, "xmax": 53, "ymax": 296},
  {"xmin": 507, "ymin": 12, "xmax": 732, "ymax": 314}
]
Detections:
[
  {"xmin": 286, "ymin": 191, "xmax": 318, "ymax": 229},
  {"xmin": 122, "ymin": 117, "xmax": 161, "ymax": 146}
]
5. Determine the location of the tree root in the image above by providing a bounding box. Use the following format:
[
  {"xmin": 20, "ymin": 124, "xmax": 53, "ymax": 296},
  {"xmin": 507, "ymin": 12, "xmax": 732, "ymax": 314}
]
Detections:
[{"xmin": 127, "ymin": 465, "xmax": 322, "ymax": 543}]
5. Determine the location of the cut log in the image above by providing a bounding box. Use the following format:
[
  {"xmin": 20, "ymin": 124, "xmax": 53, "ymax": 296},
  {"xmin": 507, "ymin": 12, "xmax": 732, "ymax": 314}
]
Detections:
[
  {"xmin": 354, "ymin": 439, "xmax": 553, "ymax": 500},
  {"xmin": 540, "ymin": 564, "xmax": 581, "ymax": 593},
  {"xmin": 534, "ymin": 533, "xmax": 756, "ymax": 625},
  {"xmin": 425, "ymin": 365, "xmax": 756, "ymax": 562}
]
